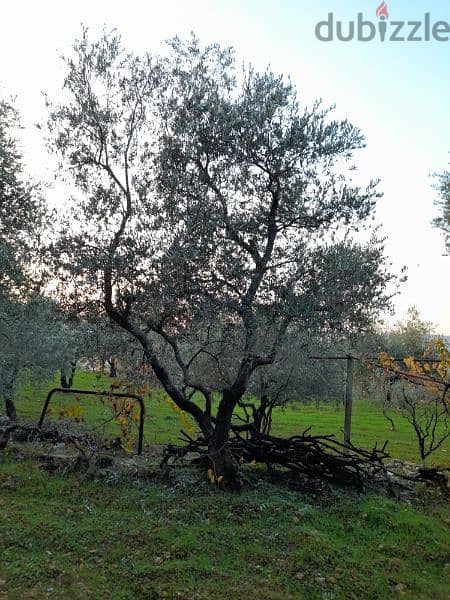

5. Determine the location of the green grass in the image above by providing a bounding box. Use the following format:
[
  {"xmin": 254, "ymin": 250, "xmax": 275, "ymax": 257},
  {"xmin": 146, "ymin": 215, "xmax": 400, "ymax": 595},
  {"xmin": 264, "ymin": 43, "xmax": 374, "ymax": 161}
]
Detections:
[
  {"xmin": 1, "ymin": 371, "xmax": 450, "ymax": 598},
  {"xmin": 268, "ymin": 401, "xmax": 450, "ymax": 465},
  {"xmin": 0, "ymin": 458, "xmax": 449, "ymax": 599},
  {"xmin": 9, "ymin": 370, "xmax": 450, "ymax": 465}
]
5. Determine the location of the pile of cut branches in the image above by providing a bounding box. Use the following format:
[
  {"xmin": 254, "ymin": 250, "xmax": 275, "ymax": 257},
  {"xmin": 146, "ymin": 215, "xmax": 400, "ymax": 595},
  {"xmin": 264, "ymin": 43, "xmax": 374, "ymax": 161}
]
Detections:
[
  {"xmin": 0, "ymin": 422, "xmax": 63, "ymax": 449},
  {"xmin": 167, "ymin": 427, "xmax": 390, "ymax": 491},
  {"xmin": 0, "ymin": 422, "xmax": 107, "ymax": 461},
  {"xmin": 164, "ymin": 425, "xmax": 449, "ymax": 496},
  {"xmin": 230, "ymin": 428, "xmax": 390, "ymax": 490}
]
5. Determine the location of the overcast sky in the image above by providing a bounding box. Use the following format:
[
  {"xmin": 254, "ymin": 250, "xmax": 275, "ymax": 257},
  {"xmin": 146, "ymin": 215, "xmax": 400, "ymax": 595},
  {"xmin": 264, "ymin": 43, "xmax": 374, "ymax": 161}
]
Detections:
[{"xmin": 1, "ymin": 0, "xmax": 449, "ymax": 332}]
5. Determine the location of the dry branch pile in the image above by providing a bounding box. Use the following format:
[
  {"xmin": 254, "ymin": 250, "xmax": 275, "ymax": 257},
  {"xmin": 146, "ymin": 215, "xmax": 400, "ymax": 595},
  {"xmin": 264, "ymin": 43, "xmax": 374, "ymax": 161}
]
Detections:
[
  {"xmin": 0, "ymin": 423, "xmax": 62, "ymax": 450},
  {"xmin": 164, "ymin": 426, "xmax": 449, "ymax": 497},
  {"xmin": 167, "ymin": 427, "xmax": 390, "ymax": 491},
  {"xmin": 230, "ymin": 429, "xmax": 390, "ymax": 490},
  {"xmin": 0, "ymin": 422, "xmax": 99, "ymax": 451}
]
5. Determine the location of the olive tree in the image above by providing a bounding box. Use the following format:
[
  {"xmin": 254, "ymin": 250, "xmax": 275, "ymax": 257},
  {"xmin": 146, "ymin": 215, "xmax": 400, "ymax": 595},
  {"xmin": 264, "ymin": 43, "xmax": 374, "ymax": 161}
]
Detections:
[
  {"xmin": 0, "ymin": 294, "xmax": 68, "ymax": 419},
  {"xmin": 47, "ymin": 31, "xmax": 396, "ymax": 486},
  {"xmin": 0, "ymin": 96, "xmax": 54, "ymax": 419},
  {"xmin": 432, "ymin": 169, "xmax": 450, "ymax": 255},
  {"xmin": 85, "ymin": 318, "xmax": 140, "ymax": 378},
  {"xmin": 382, "ymin": 307, "xmax": 434, "ymax": 359},
  {"xmin": 0, "ymin": 97, "xmax": 47, "ymax": 295}
]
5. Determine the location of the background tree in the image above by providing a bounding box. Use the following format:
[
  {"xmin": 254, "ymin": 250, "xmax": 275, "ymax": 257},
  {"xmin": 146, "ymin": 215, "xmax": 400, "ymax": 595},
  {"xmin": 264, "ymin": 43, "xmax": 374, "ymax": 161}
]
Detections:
[
  {"xmin": 0, "ymin": 295, "xmax": 68, "ymax": 419},
  {"xmin": 432, "ymin": 169, "xmax": 450, "ymax": 255},
  {"xmin": 57, "ymin": 318, "xmax": 93, "ymax": 389},
  {"xmin": 85, "ymin": 318, "xmax": 138, "ymax": 379},
  {"xmin": 370, "ymin": 308, "xmax": 440, "ymax": 432},
  {"xmin": 378, "ymin": 340, "xmax": 449, "ymax": 463},
  {"xmin": 0, "ymin": 97, "xmax": 47, "ymax": 295},
  {"xmin": 47, "ymin": 31, "xmax": 397, "ymax": 486},
  {"xmin": 243, "ymin": 329, "xmax": 349, "ymax": 433},
  {"xmin": 0, "ymin": 95, "xmax": 53, "ymax": 419},
  {"xmin": 382, "ymin": 307, "xmax": 434, "ymax": 359}
]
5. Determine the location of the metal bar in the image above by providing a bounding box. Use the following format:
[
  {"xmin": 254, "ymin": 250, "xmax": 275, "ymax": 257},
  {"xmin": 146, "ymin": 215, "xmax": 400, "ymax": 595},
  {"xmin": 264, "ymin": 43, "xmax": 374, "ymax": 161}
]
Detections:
[{"xmin": 38, "ymin": 388, "xmax": 145, "ymax": 455}]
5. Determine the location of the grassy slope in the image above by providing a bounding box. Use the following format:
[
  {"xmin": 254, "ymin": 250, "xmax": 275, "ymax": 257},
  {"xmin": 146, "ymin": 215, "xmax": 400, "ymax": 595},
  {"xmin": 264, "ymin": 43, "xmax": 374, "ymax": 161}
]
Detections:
[
  {"xmin": 0, "ymin": 458, "xmax": 449, "ymax": 600},
  {"xmin": 0, "ymin": 372, "xmax": 449, "ymax": 598},
  {"xmin": 11, "ymin": 370, "xmax": 450, "ymax": 465}
]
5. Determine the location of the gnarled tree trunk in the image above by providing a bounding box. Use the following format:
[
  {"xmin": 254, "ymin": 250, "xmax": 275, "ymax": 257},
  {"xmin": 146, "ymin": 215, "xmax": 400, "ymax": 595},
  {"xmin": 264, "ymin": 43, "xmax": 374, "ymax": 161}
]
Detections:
[{"xmin": 208, "ymin": 389, "xmax": 243, "ymax": 490}]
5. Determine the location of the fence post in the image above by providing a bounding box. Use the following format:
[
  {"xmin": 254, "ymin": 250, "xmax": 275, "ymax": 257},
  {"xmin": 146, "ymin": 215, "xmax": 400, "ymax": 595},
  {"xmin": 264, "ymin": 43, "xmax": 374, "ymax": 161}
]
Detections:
[{"xmin": 343, "ymin": 355, "xmax": 354, "ymax": 451}]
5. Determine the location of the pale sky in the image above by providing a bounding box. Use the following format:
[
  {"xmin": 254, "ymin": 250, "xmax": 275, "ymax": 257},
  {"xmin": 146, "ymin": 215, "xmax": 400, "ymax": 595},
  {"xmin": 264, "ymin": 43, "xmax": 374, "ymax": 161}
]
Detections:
[{"xmin": 1, "ymin": 0, "xmax": 449, "ymax": 332}]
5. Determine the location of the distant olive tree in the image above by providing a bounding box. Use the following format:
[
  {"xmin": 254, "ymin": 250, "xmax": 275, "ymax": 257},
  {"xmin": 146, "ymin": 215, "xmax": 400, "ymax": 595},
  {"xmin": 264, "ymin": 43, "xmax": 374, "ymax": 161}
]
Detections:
[
  {"xmin": 0, "ymin": 295, "xmax": 67, "ymax": 419},
  {"xmin": 0, "ymin": 97, "xmax": 47, "ymax": 295},
  {"xmin": 382, "ymin": 307, "xmax": 434, "ymax": 359},
  {"xmin": 0, "ymin": 96, "xmax": 54, "ymax": 419},
  {"xmin": 432, "ymin": 169, "xmax": 450, "ymax": 255},
  {"xmin": 47, "ymin": 31, "xmax": 397, "ymax": 487}
]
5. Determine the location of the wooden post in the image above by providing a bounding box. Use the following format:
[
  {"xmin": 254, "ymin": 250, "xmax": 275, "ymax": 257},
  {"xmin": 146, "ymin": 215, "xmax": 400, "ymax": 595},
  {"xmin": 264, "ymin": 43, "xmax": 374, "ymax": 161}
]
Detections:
[{"xmin": 343, "ymin": 355, "xmax": 354, "ymax": 451}]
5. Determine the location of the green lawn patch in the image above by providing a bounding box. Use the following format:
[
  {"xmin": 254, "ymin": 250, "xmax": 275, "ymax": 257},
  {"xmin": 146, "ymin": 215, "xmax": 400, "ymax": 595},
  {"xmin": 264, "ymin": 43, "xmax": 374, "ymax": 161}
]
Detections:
[{"xmin": 0, "ymin": 458, "xmax": 449, "ymax": 599}]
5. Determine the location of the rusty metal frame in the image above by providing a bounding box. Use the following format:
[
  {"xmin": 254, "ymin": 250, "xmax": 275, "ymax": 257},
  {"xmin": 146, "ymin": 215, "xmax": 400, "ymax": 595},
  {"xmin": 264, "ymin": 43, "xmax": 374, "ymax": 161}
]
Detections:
[{"xmin": 38, "ymin": 387, "xmax": 145, "ymax": 455}]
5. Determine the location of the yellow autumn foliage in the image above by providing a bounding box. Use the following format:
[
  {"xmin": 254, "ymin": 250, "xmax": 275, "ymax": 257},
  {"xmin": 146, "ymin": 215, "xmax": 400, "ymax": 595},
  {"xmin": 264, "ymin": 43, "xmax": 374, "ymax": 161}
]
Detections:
[
  {"xmin": 207, "ymin": 468, "xmax": 223, "ymax": 485},
  {"xmin": 164, "ymin": 395, "xmax": 196, "ymax": 435}
]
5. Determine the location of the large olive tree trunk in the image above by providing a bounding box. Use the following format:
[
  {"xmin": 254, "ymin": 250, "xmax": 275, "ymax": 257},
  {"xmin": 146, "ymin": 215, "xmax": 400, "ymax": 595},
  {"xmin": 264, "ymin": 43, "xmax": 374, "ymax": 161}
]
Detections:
[{"xmin": 208, "ymin": 389, "xmax": 243, "ymax": 489}]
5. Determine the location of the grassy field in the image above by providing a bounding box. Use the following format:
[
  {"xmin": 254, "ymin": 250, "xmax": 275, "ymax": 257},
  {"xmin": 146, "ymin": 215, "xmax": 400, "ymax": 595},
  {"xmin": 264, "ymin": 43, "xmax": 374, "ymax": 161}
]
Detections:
[
  {"xmin": 1, "ymin": 370, "xmax": 450, "ymax": 599},
  {"xmin": 10, "ymin": 370, "xmax": 450, "ymax": 465},
  {"xmin": 0, "ymin": 458, "xmax": 449, "ymax": 599}
]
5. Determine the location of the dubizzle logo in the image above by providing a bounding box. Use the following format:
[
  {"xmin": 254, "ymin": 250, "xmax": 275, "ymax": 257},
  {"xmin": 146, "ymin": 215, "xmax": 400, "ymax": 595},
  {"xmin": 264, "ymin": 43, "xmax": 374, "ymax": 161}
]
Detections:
[
  {"xmin": 315, "ymin": 2, "xmax": 450, "ymax": 42},
  {"xmin": 376, "ymin": 2, "xmax": 389, "ymax": 20}
]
